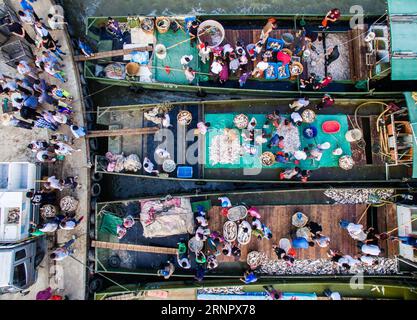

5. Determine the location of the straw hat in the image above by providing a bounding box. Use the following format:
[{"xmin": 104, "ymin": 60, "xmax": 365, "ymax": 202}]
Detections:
[
  {"xmin": 0, "ymin": 113, "xmax": 12, "ymax": 124},
  {"xmin": 345, "ymin": 129, "xmax": 363, "ymax": 142}
]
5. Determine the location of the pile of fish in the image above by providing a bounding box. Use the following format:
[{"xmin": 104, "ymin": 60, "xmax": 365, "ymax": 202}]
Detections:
[
  {"xmin": 209, "ymin": 132, "xmax": 241, "ymax": 165},
  {"xmin": 258, "ymin": 258, "xmax": 398, "ymax": 275},
  {"xmin": 324, "ymin": 188, "xmax": 395, "ymax": 204},
  {"xmin": 198, "ymin": 287, "xmax": 244, "ymax": 295}
]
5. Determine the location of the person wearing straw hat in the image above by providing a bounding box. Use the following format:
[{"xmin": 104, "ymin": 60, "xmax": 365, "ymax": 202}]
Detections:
[{"xmin": 0, "ymin": 113, "xmax": 33, "ymax": 130}]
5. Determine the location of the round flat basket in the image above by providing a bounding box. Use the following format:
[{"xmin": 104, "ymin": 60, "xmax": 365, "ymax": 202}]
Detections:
[
  {"xmin": 233, "ymin": 113, "xmax": 249, "ymax": 129},
  {"xmin": 177, "ymin": 110, "xmax": 192, "ymax": 126},
  {"xmin": 156, "ymin": 17, "xmax": 170, "ymax": 33},
  {"xmin": 247, "ymin": 251, "xmax": 267, "ymax": 268},
  {"xmin": 301, "ymin": 109, "xmax": 316, "ymax": 123},
  {"xmin": 41, "ymin": 204, "xmax": 57, "ymax": 219},
  {"xmin": 188, "ymin": 236, "xmax": 204, "ymax": 253},
  {"xmin": 339, "ymin": 155, "xmax": 355, "ymax": 170},
  {"xmin": 345, "ymin": 129, "xmax": 363, "ymax": 142},
  {"xmin": 227, "ymin": 205, "xmax": 248, "ymax": 221},
  {"xmin": 141, "ymin": 17, "xmax": 154, "ymax": 33},
  {"xmin": 162, "ymin": 159, "xmax": 176, "ymax": 173},
  {"xmin": 291, "ymin": 212, "xmax": 309, "ymax": 228},
  {"xmin": 223, "ymin": 221, "xmax": 238, "ymax": 242},
  {"xmin": 260, "ymin": 152, "xmax": 276, "ymax": 166},
  {"xmin": 60, "ymin": 196, "xmax": 79, "ymax": 213},
  {"xmin": 290, "ymin": 61, "xmax": 303, "ymax": 76},
  {"xmin": 237, "ymin": 221, "xmax": 252, "ymax": 245}
]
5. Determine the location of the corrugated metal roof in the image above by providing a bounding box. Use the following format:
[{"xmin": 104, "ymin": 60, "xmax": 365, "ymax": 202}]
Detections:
[{"xmin": 388, "ymin": 0, "xmax": 417, "ymax": 80}]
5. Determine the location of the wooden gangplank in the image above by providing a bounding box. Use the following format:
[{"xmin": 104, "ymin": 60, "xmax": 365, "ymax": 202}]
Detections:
[
  {"xmin": 74, "ymin": 46, "xmax": 153, "ymax": 62},
  {"xmin": 86, "ymin": 127, "xmax": 159, "ymax": 138},
  {"xmin": 91, "ymin": 240, "xmax": 178, "ymax": 255}
]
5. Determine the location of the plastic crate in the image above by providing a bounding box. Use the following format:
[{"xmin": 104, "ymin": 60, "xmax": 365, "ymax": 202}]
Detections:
[{"xmin": 177, "ymin": 166, "xmax": 193, "ymax": 178}]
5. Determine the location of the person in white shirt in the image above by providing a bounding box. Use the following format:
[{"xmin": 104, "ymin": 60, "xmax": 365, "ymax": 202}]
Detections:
[
  {"xmin": 198, "ymin": 42, "xmax": 211, "ymax": 64},
  {"xmin": 18, "ymin": 10, "xmax": 35, "ymax": 25},
  {"xmin": 47, "ymin": 13, "xmax": 67, "ymax": 30},
  {"xmin": 252, "ymin": 58, "xmax": 269, "ymax": 78},
  {"xmin": 36, "ymin": 150, "xmax": 56, "ymax": 163},
  {"xmin": 315, "ymin": 235, "xmax": 330, "ymax": 248},
  {"xmin": 211, "ymin": 60, "xmax": 222, "ymax": 75},
  {"xmin": 344, "ymin": 222, "xmax": 368, "ymax": 242},
  {"xmin": 361, "ymin": 244, "xmax": 381, "ymax": 256},
  {"xmin": 290, "ymin": 112, "xmax": 303, "ymax": 126},
  {"xmin": 338, "ymin": 255, "xmax": 360, "ymax": 269},
  {"xmin": 196, "ymin": 215, "xmax": 208, "ymax": 227},
  {"xmin": 59, "ymin": 216, "xmax": 84, "ymax": 230},
  {"xmin": 52, "ymin": 141, "xmax": 81, "ymax": 156},
  {"xmin": 294, "ymin": 149, "xmax": 308, "ymax": 161},
  {"xmin": 46, "ymin": 175, "xmax": 63, "ymax": 191},
  {"xmin": 39, "ymin": 221, "xmax": 59, "ymax": 233},
  {"xmin": 184, "ymin": 67, "xmax": 195, "ymax": 84},
  {"xmin": 180, "ymin": 55, "xmax": 193, "ymax": 67},
  {"xmin": 143, "ymin": 157, "xmax": 159, "ymax": 174},
  {"xmin": 289, "ymin": 97, "xmax": 310, "ymax": 111}
]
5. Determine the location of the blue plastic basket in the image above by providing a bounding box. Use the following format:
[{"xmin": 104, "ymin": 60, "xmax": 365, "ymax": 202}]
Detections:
[{"xmin": 177, "ymin": 166, "xmax": 193, "ymax": 178}]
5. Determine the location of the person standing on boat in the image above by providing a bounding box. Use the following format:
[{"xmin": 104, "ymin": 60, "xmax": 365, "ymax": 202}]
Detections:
[
  {"xmin": 389, "ymin": 235, "xmax": 417, "ymax": 249},
  {"xmin": 78, "ymin": 38, "xmax": 95, "ymax": 58},
  {"xmin": 320, "ymin": 8, "xmax": 341, "ymax": 30},
  {"xmin": 289, "ymin": 97, "xmax": 310, "ymax": 112},
  {"xmin": 188, "ymin": 20, "xmax": 199, "ymax": 48},
  {"xmin": 252, "ymin": 57, "xmax": 269, "ymax": 78},
  {"xmin": 143, "ymin": 157, "xmax": 159, "ymax": 175},
  {"xmin": 360, "ymin": 243, "xmax": 382, "ymax": 256},
  {"xmin": 279, "ymin": 167, "xmax": 301, "ymax": 180},
  {"xmin": 219, "ymin": 60, "xmax": 229, "ymax": 84},
  {"xmin": 180, "ymin": 55, "xmax": 193, "ymax": 68},
  {"xmin": 198, "ymin": 42, "xmax": 211, "ymax": 64},
  {"xmin": 260, "ymin": 18, "xmax": 277, "ymax": 44},
  {"xmin": 339, "ymin": 220, "xmax": 368, "ymax": 242},
  {"xmin": 325, "ymin": 45, "xmax": 340, "ymax": 66},
  {"xmin": 157, "ymin": 261, "xmax": 175, "ymax": 279},
  {"xmin": 106, "ymin": 17, "xmax": 124, "ymax": 42},
  {"xmin": 314, "ymin": 75, "xmax": 333, "ymax": 90},
  {"xmin": 316, "ymin": 94, "xmax": 335, "ymax": 110},
  {"xmin": 210, "ymin": 58, "xmax": 223, "ymax": 82},
  {"xmin": 197, "ymin": 122, "xmax": 210, "ymax": 135},
  {"xmin": 240, "ymin": 270, "xmax": 258, "ymax": 284},
  {"xmin": 184, "ymin": 67, "xmax": 196, "ymax": 84}
]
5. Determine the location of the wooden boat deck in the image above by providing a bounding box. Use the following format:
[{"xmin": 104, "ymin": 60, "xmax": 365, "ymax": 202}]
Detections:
[{"xmin": 207, "ymin": 204, "xmax": 396, "ymax": 264}]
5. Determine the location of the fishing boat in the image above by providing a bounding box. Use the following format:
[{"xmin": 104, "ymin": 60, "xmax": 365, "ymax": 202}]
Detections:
[
  {"xmin": 81, "ymin": 1, "xmax": 417, "ymax": 98},
  {"xmin": 91, "ymin": 94, "xmax": 417, "ymax": 184},
  {"xmin": 89, "ymin": 188, "xmax": 417, "ymax": 299}
]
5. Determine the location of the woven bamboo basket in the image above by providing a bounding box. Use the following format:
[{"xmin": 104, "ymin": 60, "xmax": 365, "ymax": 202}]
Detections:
[{"xmin": 156, "ymin": 17, "xmax": 171, "ymax": 33}]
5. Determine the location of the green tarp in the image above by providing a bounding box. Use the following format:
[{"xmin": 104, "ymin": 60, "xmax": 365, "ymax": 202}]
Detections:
[
  {"xmin": 404, "ymin": 92, "xmax": 417, "ymax": 178},
  {"xmin": 99, "ymin": 212, "xmax": 123, "ymax": 236},
  {"xmin": 153, "ymin": 26, "xmax": 209, "ymax": 84},
  {"xmin": 205, "ymin": 113, "xmax": 352, "ymax": 171}
]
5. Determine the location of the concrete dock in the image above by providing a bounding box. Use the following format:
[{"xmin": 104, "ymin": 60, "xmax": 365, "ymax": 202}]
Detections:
[{"xmin": 0, "ymin": 0, "xmax": 89, "ymax": 300}]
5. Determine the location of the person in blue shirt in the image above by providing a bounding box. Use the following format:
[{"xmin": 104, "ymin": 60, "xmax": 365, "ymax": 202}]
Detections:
[
  {"xmin": 240, "ymin": 271, "xmax": 258, "ymax": 284},
  {"xmin": 78, "ymin": 38, "xmax": 95, "ymax": 57},
  {"xmin": 22, "ymin": 93, "xmax": 40, "ymax": 109},
  {"xmin": 292, "ymin": 237, "xmax": 315, "ymax": 249}
]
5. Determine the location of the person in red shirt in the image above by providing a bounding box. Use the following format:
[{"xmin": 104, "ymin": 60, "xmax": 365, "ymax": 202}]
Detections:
[
  {"xmin": 320, "ymin": 8, "xmax": 341, "ymax": 29},
  {"xmin": 314, "ymin": 75, "xmax": 333, "ymax": 90},
  {"xmin": 277, "ymin": 50, "xmax": 291, "ymax": 65},
  {"xmin": 316, "ymin": 94, "xmax": 335, "ymax": 110}
]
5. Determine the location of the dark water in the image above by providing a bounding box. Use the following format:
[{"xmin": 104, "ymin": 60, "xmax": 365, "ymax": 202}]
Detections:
[{"xmin": 62, "ymin": 0, "xmax": 387, "ymax": 200}]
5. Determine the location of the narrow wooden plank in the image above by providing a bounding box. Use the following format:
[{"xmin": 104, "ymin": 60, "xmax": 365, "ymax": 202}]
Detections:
[
  {"xmin": 74, "ymin": 46, "xmax": 153, "ymax": 62},
  {"xmin": 86, "ymin": 127, "xmax": 159, "ymax": 138},
  {"xmin": 91, "ymin": 240, "xmax": 177, "ymax": 255}
]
